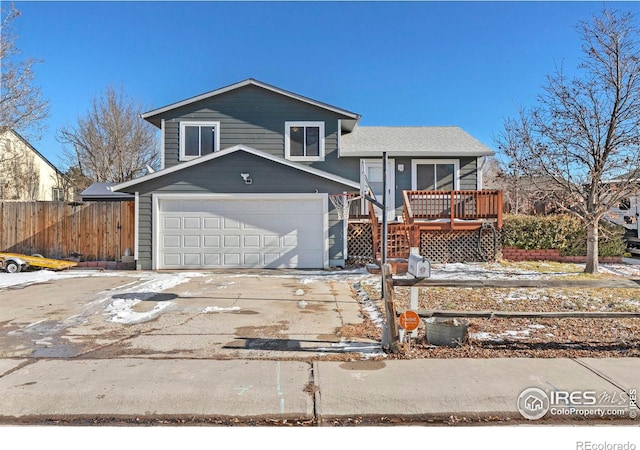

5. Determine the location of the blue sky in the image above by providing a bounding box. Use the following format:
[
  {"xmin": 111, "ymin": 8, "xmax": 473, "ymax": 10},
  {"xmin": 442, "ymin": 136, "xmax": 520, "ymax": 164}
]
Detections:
[{"xmin": 9, "ymin": 1, "xmax": 640, "ymax": 168}]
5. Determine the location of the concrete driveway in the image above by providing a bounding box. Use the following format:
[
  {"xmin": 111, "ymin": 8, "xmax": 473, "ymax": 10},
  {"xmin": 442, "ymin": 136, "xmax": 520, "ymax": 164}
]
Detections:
[{"xmin": 0, "ymin": 269, "xmax": 382, "ymax": 360}]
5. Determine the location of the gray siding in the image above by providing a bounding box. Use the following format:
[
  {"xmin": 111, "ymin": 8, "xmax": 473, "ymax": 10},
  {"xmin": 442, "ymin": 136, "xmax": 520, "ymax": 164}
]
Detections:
[
  {"xmin": 459, "ymin": 157, "xmax": 478, "ymax": 190},
  {"xmin": 131, "ymin": 151, "xmax": 353, "ymax": 270},
  {"xmin": 161, "ymin": 85, "xmax": 348, "ymax": 172},
  {"xmin": 137, "ymin": 193, "xmax": 152, "ymax": 269}
]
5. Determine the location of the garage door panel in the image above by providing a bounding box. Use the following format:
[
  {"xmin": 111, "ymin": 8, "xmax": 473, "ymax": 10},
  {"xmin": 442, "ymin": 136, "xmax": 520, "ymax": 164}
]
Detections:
[
  {"xmin": 184, "ymin": 217, "xmax": 201, "ymax": 229},
  {"xmin": 223, "ymin": 218, "xmax": 240, "ymax": 229},
  {"xmin": 158, "ymin": 197, "xmax": 325, "ymax": 269},
  {"xmin": 203, "ymin": 253, "xmax": 221, "ymax": 266},
  {"xmin": 244, "ymin": 235, "xmax": 261, "ymax": 247},
  {"xmin": 163, "ymin": 253, "xmax": 181, "ymax": 266},
  {"xmin": 164, "ymin": 217, "xmax": 181, "ymax": 229},
  {"xmin": 243, "ymin": 253, "xmax": 260, "ymax": 265},
  {"xmin": 224, "ymin": 235, "xmax": 240, "ymax": 247},
  {"xmin": 224, "ymin": 254, "xmax": 241, "ymax": 266},
  {"xmin": 184, "ymin": 253, "xmax": 201, "ymax": 266},
  {"xmin": 183, "ymin": 235, "xmax": 200, "ymax": 248},
  {"xmin": 203, "ymin": 217, "xmax": 221, "ymax": 229},
  {"xmin": 163, "ymin": 235, "xmax": 181, "ymax": 248},
  {"xmin": 283, "ymin": 235, "xmax": 298, "ymax": 246},
  {"xmin": 203, "ymin": 235, "xmax": 220, "ymax": 247}
]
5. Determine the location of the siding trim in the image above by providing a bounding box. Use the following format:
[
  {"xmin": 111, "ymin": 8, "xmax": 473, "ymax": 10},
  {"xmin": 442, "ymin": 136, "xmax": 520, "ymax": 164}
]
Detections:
[
  {"xmin": 337, "ymin": 119, "xmax": 342, "ymax": 159},
  {"xmin": 134, "ymin": 191, "xmax": 139, "ymax": 264},
  {"xmin": 160, "ymin": 119, "xmax": 165, "ymax": 170}
]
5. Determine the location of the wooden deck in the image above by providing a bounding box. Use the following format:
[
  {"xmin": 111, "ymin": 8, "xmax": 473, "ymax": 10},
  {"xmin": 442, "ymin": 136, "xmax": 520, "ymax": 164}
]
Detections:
[
  {"xmin": 362, "ymin": 189, "xmax": 503, "ymax": 259},
  {"xmin": 402, "ymin": 190, "xmax": 503, "ymax": 229}
]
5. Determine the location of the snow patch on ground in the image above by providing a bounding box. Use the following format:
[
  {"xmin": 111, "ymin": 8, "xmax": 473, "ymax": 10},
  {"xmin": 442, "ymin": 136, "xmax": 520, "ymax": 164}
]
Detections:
[
  {"xmin": 352, "ymin": 282, "xmax": 384, "ymax": 329},
  {"xmin": 318, "ymin": 340, "xmax": 385, "ymax": 359},
  {"xmin": 0, "ymin": 269, "xmax": 125, "ymax": 289},
  {"xmin": 103, "ymin": 272, "xmax": 204, "ymax": 324},
  {"xmin": 202, "ymin": 306, "xmax": 241, "ymax": 313},
  {"xmin": 471, "ymin": 324, "xmax": 546, "ymax": 342},
  {"xmin": 105, "ymin": 299, "xmax": 172, "ymax": 324}
]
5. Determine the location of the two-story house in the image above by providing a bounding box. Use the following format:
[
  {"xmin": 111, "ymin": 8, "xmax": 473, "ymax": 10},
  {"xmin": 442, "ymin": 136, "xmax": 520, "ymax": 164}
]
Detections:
[{"xmin": 112, "ymin": 79, "xmax": 497, "ymax": 270}]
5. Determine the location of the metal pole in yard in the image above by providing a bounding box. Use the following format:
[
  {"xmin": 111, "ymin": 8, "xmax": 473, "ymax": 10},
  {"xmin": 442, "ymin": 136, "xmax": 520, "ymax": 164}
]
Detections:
[
  {"xmin": 382, "ymin": 151, "xmax": 388, "ymax": 265},
  {"xmin": 381, "ymin": 152, "xmax": 388, "ymax": 299}
]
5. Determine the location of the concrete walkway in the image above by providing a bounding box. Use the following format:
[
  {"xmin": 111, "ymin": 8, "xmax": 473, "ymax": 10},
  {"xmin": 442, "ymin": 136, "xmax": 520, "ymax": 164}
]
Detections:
[{"xmin": 0, "ymin": 357, "xmax": 638, "ymax": 424}]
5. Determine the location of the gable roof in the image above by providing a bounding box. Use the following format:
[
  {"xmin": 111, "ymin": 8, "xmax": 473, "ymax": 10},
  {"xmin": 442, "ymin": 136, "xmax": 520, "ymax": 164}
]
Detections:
[
  {"xmin": 2, "ymin": 129, "xmax": 66, "ymax": 177},
  {"xmin": 141, "ymin": 78, "xmax": 362, "ymax": 131},
  {"xmin": 339, "ymin": 126, "xmax": 494, "ymax": 157},
  {"xmin": 111, "ymin": 144, "xmax": 360, "ymax": 192}
]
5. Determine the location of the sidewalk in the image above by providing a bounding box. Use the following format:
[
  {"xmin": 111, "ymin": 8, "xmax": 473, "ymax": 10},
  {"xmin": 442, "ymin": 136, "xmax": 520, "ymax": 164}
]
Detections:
[{"xmin": 1, "ymin": 357, "xmax": 638, "ymax": 424}]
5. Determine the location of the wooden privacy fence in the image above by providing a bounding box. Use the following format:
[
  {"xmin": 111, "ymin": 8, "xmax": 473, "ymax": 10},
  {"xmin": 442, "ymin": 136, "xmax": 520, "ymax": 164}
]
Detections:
[{"xmin": 0, "ymin": 201, "xmax": 134, "ymax": 261}]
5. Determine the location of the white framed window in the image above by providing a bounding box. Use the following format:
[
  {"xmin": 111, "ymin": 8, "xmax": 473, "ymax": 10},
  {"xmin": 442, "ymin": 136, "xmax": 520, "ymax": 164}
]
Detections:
[
  {"xmin": 411, "ymin": 159, "xmax": 460, "ymax": 191},
  {"xmin": 52, "ymin": 187, "xmax": 65, "ymax": 201},
  {"xmin": 180, "ymin": 121, "xmax": 220, "ymax": 160},
  {"xmin": 285, "ymin": 121, "xmax": 325, "ymax": 161}
]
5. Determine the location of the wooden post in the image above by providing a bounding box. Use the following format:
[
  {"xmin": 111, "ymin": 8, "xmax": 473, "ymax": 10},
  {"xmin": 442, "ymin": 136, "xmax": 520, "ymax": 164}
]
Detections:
[
  {"xmin": 497, "ymin": 190, "xmax": 503, "ymax": 229},
  {"xmin": 450, "ymin": 191, "xmax": 455, "ymax": 229},
  {"xmin": 382, "ymin": 263, "xmax": 400, "ymax": 353}
]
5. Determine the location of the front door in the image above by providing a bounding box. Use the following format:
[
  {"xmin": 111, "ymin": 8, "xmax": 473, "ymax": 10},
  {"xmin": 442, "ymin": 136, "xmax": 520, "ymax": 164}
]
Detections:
[{"xmin": 360, "ymin": 158, "xmax": 395, "ymax": 221}]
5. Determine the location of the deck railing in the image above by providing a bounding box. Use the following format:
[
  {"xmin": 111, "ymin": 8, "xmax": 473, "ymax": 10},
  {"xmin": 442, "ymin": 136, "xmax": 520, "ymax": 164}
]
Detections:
[{"xmin": 403, "ymin": 190, "xmax": 503, "ymax": 228}]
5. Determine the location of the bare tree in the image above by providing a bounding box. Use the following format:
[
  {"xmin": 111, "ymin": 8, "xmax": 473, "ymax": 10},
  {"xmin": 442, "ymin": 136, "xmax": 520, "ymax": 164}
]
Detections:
[
  {"xmin": 0, "ymin": 4, "xmax": 48, "ymax": 139},
  {"xmin": 486, "ymin": 159, "xmax": 571, "ymax": 215},
  {"xmin": 497, "ymin": 9, "xmax": 640, "ymax": 274},
  {"xmin": 58, "ymin": 86, "xmax": 159, "ymax": 183}
]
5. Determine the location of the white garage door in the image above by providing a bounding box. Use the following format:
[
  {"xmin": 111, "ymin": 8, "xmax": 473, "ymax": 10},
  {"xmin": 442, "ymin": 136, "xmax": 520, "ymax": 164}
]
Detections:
[{"xmin": 157, "ymin": 195, "xmax": 326, "ymax": 269}]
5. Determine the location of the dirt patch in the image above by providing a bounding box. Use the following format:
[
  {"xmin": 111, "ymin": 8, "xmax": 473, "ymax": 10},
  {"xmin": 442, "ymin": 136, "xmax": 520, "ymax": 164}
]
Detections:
[
  {"xmin": 355, "ymin": 283, "xmax": 640, "ymax": 359},
  {"xmin": 234, "ymin": 320, "xmax": 289, "ymax": 338}
]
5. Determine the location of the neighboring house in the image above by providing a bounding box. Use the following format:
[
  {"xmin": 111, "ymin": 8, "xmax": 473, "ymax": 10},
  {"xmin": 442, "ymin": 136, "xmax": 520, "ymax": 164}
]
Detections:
[
  {"xmin": 112, "ymin": 79, "xmax": 495, "ymax": 270},
  {"xmin": 80, "ymin": 182, "xmax": 135, "ymax": 202},
  {"xmin": 0, "ymin": 130, "xmax": 70, "ymax": 201}
]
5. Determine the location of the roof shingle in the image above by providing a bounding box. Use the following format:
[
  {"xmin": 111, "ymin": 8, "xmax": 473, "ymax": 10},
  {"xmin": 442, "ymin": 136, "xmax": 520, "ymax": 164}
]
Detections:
[{"xmin": 339, "ymin": 126, "xmax": 494, "ymax": 157}]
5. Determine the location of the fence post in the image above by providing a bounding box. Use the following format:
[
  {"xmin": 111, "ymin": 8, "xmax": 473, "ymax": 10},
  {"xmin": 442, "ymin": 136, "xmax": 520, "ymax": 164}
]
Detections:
[{"xmin": 381, "ymin": 263, "xmax": 400, "ymax": 353}]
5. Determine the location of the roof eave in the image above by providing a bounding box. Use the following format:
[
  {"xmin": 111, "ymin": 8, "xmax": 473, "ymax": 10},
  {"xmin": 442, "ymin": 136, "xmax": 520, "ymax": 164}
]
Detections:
[
  {"xmin": 141, "ymin": 79, "xmax": 361, "ymax": 127},
  {"xmin": 338, "ymin": 150, "xmax": 495, "ymax": 158}
]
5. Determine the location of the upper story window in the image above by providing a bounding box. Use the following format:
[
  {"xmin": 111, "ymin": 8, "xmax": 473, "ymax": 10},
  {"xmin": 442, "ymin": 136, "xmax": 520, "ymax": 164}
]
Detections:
[
  {"xmin": 180, "ymin": 121, "xmax": 220, "ymax": 160},
  {"xmin": 285, "ymin": 121, "xmax": 325, "ymax": 161}
]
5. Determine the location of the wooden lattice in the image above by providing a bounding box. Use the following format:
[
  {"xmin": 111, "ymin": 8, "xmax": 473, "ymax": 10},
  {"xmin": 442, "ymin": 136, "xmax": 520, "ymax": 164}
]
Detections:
[
  {"xmin": 347, "ymin": 222, "xmax": 374, "ymax": 260},
  {"xmin": 419, "ymin": 228, "xmax": 502, "ymax": 263},
  {"xmin": 347, "ymin": 222, "xmax": 502, "ymax": 263}
]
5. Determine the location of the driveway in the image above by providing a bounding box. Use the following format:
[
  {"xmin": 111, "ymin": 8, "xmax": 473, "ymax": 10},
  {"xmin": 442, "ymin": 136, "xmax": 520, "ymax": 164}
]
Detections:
[{"xmin": 0, "ymin": 269, "xmax": 383, "ymax": 360}]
